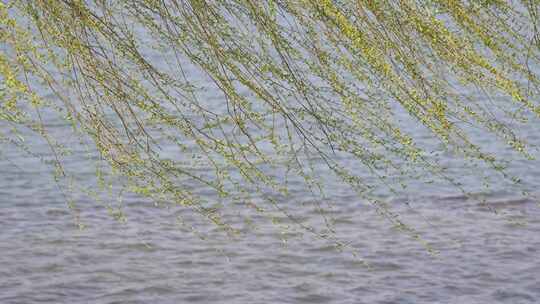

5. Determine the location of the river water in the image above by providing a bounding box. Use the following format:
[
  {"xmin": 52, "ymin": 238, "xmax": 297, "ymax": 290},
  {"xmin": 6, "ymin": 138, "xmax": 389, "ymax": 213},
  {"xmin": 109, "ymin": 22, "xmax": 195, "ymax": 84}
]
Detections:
[{"xmin": 2, "ymin": 21, "xmax": 540, "ymax": 304}]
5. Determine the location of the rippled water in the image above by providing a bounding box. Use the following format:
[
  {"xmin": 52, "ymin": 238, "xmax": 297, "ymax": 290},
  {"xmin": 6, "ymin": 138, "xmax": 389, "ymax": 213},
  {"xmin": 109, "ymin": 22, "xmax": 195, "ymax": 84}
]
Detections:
[
  {"xmin": 3, "ymin": 109, "xmax": 540, "ymax": 304},
  {"xmin": 2, "ymin": 26, "xmax": 540, "ymax": 304},
  {"xmin": 2, "ymin": 165, "xmax": 540, "ymax": 304}
]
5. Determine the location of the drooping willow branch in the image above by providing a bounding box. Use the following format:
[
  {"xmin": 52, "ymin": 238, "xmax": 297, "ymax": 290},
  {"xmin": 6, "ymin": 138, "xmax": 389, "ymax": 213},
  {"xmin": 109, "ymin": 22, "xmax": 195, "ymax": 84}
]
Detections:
[{"xmin": 1, "ymin": 0, "xmax": 540, "ymax": 251}]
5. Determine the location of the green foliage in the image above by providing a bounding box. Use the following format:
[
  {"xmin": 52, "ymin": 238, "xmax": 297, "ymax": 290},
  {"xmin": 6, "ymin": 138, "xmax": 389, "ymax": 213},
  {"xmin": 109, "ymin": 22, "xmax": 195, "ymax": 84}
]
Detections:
[{"xmin": 2, "ymin": 0, "xmax": 540, "ymax": 253}]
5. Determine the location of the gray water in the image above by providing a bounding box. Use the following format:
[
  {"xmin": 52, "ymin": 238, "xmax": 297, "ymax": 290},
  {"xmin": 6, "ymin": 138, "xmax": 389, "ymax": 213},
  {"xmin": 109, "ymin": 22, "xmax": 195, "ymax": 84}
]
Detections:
[
  {"xmin": 2, "ymin": 29, "xmax": 540, "ymax": 304},
  {"xmin": 2, "ymin": 103, "xmax": 540, "ymax": 304}
]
